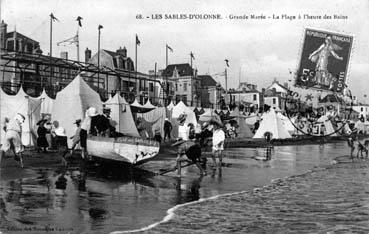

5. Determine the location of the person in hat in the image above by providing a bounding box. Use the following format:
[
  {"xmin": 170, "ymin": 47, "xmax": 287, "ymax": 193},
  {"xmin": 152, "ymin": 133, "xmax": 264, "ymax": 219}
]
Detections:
[
  {"xmin": 211, "ymin": 118, "xmax": 225, "ymax": 168},
  {"xmin": 163, "ymin": 117, "xmax": 172, "ymax": 142},
  {"xmin": 53, "ymin": 120, "xmax": 69, "ymax": 163},
  {"xmin": 36, "ymin": 119, "xmax": 49, "ymax": 153},
  {"xmin": 0, "ymin": 113, "xmax": 26, "ymax": 167},
  {"xmin": 177, "ymin": 114, "xmax": 189, "ymax": 141},
  {"xmin": 173, "ymin": 130, "xmax": 206, "ymax": 176},
  {"xmin": 89, "ymin": 107, "xmax": 101, "ymax": 136},
  {"xmin": 79, "ymin": 107, "xmax": 97, "ymax": 159},
  {"xmin": 70, "ymin": 119, "xmax": 81, "ymax": 155},
  {"xmin": 99, "ymin": 107, "xmax": 112, "ymax": 137}
]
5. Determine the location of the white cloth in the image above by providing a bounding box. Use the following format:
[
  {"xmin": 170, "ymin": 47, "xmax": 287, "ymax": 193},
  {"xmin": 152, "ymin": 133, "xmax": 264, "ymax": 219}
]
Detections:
[
  {"xmin": 81, "ymin": 116, "xmax": 91, "ymax": 131},
  {"xmin": 6, "ymin": 119, "xmax": 22, "ymax": 133},
  {"xmin": 178, "ymin": 124, "xmax": 189, "ymax": 141},
  {"xmin": 213, "ymin": 129, "xmax": 225, "ymax": 151},
  {"xmin": 54, "ymin": 127, "xmax": 67, "ymax": 137}
]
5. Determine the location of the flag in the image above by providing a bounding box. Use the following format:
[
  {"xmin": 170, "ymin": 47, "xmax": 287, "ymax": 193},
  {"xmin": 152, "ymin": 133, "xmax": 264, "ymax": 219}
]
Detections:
[
  {"xmin": 190, "ymin": 52, "xmax": 195, "ymax": 60},
  {"xmin": 166, "ymin": 44, "xmax": 173, "ymax": 52},
  {"xmin": 57, "ymin": 34, "xmax": 78, "ymax": 46},
  {"xmin": 136, "ymin": 35, "xmax": 141, "ymax": 46},
  {"xmin": 98, "ymin": 25, "xmax": 103, "ymax": 30},
  {"xmin": 225, "ymin": 59, "xmax": 230, "ymax": 67},
  {"xmin": 50, "ymin": 13, "xmax": 59, "ymax": 22},
  {"xmin": 76, "ymin": 16, "xmax": 83, "ymax": 27}
]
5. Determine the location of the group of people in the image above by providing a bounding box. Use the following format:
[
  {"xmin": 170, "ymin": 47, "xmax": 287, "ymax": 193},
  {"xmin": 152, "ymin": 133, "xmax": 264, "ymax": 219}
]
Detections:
[
  {"xmin": 172, "ymin": 114, "xmax": 225, "ymax": 176},
  {"xmin": 0, "ymin": 105, "xmax": 118, "ymax": 168},
  {"xmin": 348, "ymin": 136, "xmax": 369, "ymax": 159}
]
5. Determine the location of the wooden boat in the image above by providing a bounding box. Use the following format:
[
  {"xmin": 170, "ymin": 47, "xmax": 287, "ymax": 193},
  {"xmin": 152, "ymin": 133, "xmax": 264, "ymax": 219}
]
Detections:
[{"xmin": 87, "ymin": 136, "xmax": 160, "ymax": 165}]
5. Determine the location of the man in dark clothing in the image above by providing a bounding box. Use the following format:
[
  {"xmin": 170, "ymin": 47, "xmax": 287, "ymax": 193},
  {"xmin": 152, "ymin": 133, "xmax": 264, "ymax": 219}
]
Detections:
[
  {"xmin": 253, "ymin": 120, "xmax": 260, "ymax": 133},
  {"xmin": 90, "ymin": 108, "xmax": 112, "ymax": 137},
  {"xmin": 163, "ymin": 118, "xmax": 172, "ymax": 142}
]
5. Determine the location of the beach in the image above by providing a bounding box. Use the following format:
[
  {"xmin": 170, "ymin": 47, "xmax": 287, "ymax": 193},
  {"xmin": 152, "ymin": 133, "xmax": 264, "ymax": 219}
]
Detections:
[{"xmin": 0, "ymin": 141, "xmax": 355, "ymax": 233}]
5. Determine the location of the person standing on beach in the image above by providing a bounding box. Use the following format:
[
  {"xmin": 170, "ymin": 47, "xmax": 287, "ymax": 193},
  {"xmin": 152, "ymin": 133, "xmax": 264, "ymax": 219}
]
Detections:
[
  {"xmin": 211, "ymin": 119, "xmax": 225, "ymax": 168},
  {"xmin": 80, "ymin": 107, "xmax": 97, "ymax": 159},
  {"xmin": 163, "ymin": 118, "xmax": 172, "ymax": 142},
  {"xmin": 70, "ymin": 119, "xmax": 81, "ymax": 155},
  {"xmin": 177, "ymin": 114, "xmax": 189, "ymax": 141},
  {"xmin": 0, "ymin": 113, "xmax": 26, "ymax": 167},
  {"xmin": 174, "ymin": 130, "xmax": 206, "ymax": 176}
]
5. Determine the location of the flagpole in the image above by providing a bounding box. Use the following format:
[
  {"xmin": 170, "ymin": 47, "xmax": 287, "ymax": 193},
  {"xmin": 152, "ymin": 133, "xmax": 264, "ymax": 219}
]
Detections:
[
  {"xmin": 97, "ymin": 25, "xmax": 101, "ymax": 94},
  {"xmin": 49, "ymin": 14, "xmax": 53, "ymax": 90},
  {"xmin": 190, "ymin": 52, "xmax": 193, "ymax": 69},
  {"xmin": 76, "ymin": 28, "xmax": 80, "ymax": 62},
  {"xmin": 166, "ymin": 44, "xmax": 168, "ymax": 68},
  {"xmin": 135, "ymin": 34, "xmax": 138, "ymax": 97}
]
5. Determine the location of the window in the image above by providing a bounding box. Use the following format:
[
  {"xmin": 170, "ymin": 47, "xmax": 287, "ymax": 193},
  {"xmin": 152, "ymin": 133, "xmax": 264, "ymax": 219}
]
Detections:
[
  {"xmin": 273, "ymin": 98, "xmax": 276, "ymax": 104},
  {"xmin": 149, "ymin": 83, "xmax": 154, "ymax": 92},
  {"xmin": 175, "ymin": 83, "xmax": 178, "ymax": 91},
  {"xmin": 183, "ymin": 82, "xmax": 187, "ymax": 91},
  {"xmin": 253, "ymin": 94, "xmax": 257, "ymax": 101},
  {"xmin": 182, "ymin": 95, "xmax": 187, "ymax": 104},
  {"xmin": 361, "ymin": 107, "xmax": 364, "ymax": 112}
]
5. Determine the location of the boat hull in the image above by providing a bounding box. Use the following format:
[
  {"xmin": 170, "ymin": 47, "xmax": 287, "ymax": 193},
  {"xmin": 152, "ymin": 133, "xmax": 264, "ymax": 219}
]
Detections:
[{"xmin": 87, "ymin": 136, "xmax": 160, "ymax": 165}]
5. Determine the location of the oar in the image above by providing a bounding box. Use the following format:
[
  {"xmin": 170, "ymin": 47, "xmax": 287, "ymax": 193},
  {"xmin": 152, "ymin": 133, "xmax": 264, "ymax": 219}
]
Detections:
[{"xmin": 157, "ymin": 161, "xmax": 195, "ymax": 176}]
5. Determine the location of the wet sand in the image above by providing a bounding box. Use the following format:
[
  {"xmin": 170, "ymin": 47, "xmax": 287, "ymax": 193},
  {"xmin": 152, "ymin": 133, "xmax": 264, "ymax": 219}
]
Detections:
[{"xmin": 0, "ymin": 142, "xmax": 350, "ymax": 233}]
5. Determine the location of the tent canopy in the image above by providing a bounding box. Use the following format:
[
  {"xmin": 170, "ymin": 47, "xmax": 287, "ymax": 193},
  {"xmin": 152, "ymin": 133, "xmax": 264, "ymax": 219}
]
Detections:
[
  {"xmin": 0, "ymin": 86, "xmax": 42, "ymax": 146},
  {"xmin": 131, "ymin": 99, "xmax": 155, "ymax": 113},
  {"xmin": 105, "ymin": 94, "xmax": 140, "ymax": 137},
  {"xmin": 172, "ymin": 101, "xmax": 197, "ymax": 125},
  {"xmin": 51, "ymin": 74, "xmax": 103, "ymax": 145},
  {"xmin": 143, "ymin": 99, "xmax": 156, "ymax": 109},
  {"xmin": 253, "ymin": 108, "xmax": 291, "ymax": 139}
]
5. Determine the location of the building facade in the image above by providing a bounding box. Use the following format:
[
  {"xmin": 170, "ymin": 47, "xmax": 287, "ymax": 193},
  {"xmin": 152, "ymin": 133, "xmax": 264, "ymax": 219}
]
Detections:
[
  {"xmin": 162, "ymin": 63, "xmax": 201, "ymax": 106},
  {"xmin": 263, "ymin": 80, "xmax": 290, "ymax": 112},
  {"xmin": 198, "ymin": 75, "xmax": 225, "ymax": 108}
]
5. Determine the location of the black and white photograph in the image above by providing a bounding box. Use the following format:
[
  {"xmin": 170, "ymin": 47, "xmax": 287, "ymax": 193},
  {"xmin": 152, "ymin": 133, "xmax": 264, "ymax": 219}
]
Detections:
[{"xmin": 0, "ymin": 0, "xmax": 369, "ymax": 233}]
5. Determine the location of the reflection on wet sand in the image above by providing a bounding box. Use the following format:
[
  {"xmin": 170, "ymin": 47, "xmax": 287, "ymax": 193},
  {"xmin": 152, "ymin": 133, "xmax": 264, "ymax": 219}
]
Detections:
[{"xmin": 0, "ymin": 159, "xmax": 210, "ymax": 233}]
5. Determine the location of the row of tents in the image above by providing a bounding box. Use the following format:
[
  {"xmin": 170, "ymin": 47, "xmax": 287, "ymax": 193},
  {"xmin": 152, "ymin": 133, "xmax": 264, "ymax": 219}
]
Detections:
[{"xmin": 0, "ymin": 74, "xmax": 357, "ymax": 148}]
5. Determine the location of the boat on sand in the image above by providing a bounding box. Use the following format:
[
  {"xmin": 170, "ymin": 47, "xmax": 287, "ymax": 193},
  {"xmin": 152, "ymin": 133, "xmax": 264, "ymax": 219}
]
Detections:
[{"xmin": 87, "ymin": 136, "xmax": 160, "ymax": 165}]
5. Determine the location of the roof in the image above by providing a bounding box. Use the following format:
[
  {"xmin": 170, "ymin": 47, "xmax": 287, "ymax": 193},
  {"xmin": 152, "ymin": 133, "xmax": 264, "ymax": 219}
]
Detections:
[
  {"xmin": 319, "ymin": 94, "xmax": 342, "ymax": 103},
  {"xmin": 162, "ymin": 63, "xmax": 194, "ymax": 77},
  {"xmin": 229, "ymin": 89, "xmax": 260, "ymax": 94},
  {"xmin": 103, "ymin": 49, "xmax": 130, "ymax": 60},
  {"xmin": 266, "ymin": 81, "xmax": 289, "ymax": 93},
  {"xmin": 198, "ymin": 75, "xmax": 217, "ymax": 87},
  {"xmin": 6, "ymin": 31, "xmax": 39, "ymax": 44}
]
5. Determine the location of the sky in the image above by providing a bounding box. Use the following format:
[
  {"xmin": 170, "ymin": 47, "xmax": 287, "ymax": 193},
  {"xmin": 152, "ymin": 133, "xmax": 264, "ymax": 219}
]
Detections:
[{"xmin": 1, "ymin": 0, "xmax": 369, "ymax": 101}]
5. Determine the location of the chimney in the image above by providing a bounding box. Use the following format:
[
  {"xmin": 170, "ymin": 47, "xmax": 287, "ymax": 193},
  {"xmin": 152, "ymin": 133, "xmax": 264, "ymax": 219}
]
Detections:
[
  {"xmin": 116, "ymin": 46, "xmax": 127, "ymax": 57},
  {"xmin": 85, "ymin": 47, "xmax": 91, "ymax": 63},
  {"xmin": 262, "ymin": 88, "xmax": 265, "ymax": 94},
  {"xmin": 0, "ymin": 20, "xmax": 7, "ymax": 49},
  {"xmin": 60, "ymin": 51, "xmax": 68, "ymax": 60}
]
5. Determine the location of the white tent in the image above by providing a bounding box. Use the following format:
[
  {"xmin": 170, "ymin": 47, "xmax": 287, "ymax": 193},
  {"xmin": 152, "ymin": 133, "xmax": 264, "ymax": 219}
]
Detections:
[
  {"xmin": 0, "ymin": 87, "xmax": 42, "ymax": 146},
  {"xmin": 277, "ymin": 112, "xmax": 296, "ymax": 135},
  {"xmin": 355, "ymin": 120, "xmax": 369, "ymax": 134},
  {"xmin": 253, "ymin": 108, "xmax": 291, "ymax": 139},
  {"xmin": 51, "ymin": 74, "xmax": 103, "ymax": 146},
  {"xmin": 166, "ymin": 101, "xmax": 175, "ymax": 110},
  {"xmin": 105, "ymin": 94, "xmax": 140, "ymax": 137},
  {"xmin": 130, "ymin": 99, "xmax": 154, "ymax": 113},
  {"xmin": 171, "ymin": 101, "xmax": 197, "ymax": 125},
  {"xmin": 143, "ymin": 99, "xmax": 156, "ymax": 109},
  {"xmin": 38, "ymin": 89, "xmax": 54, "ymax": 114}
]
